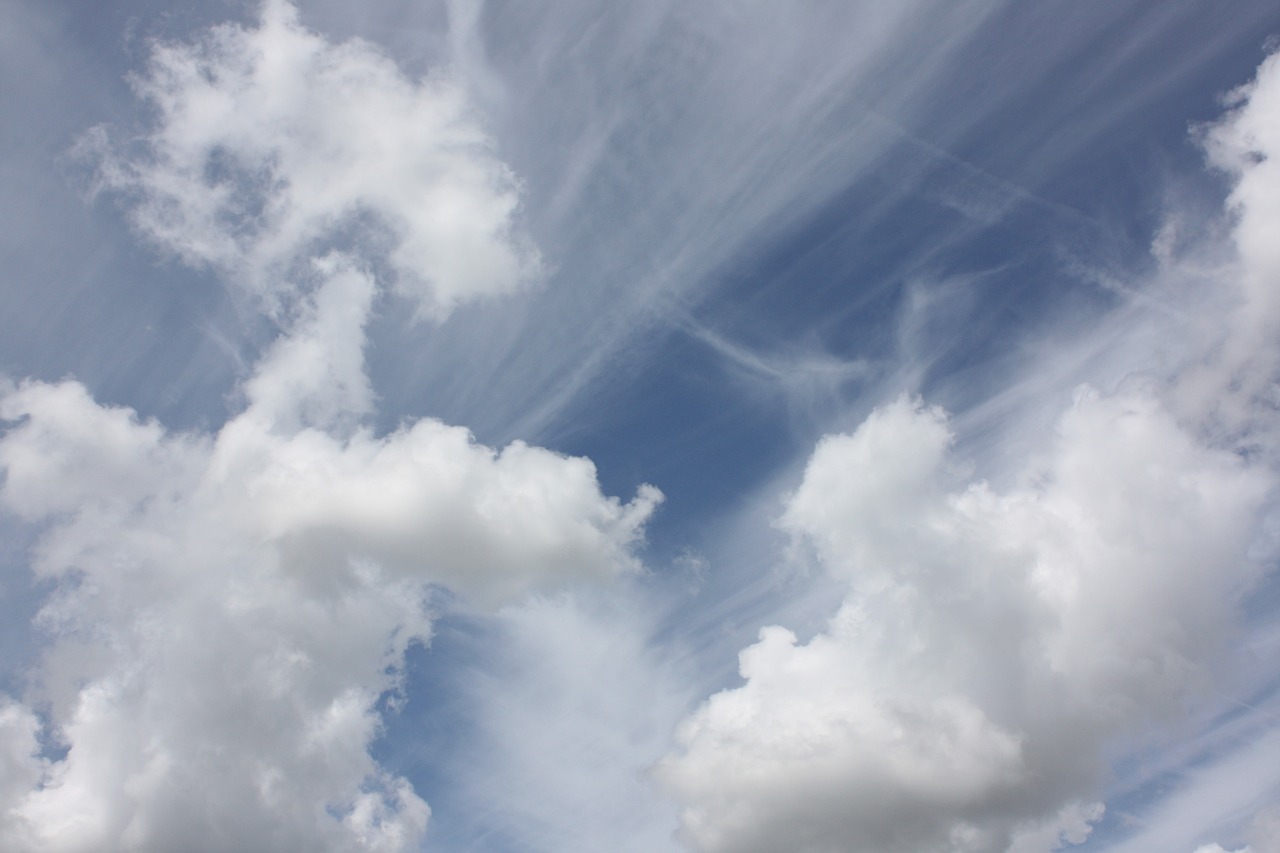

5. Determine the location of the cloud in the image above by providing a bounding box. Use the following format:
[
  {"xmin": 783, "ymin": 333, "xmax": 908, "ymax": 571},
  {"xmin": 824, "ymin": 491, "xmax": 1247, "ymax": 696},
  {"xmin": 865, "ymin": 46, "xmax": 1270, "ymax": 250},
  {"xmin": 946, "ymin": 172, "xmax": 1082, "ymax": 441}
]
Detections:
[
  {"xmin": 658, "ymin": 392, "xmax": 1266, "ymax": 853},
  {"xmin": 0, "ymin": 255, "xmax": 658, "ymax": 852},
  {"xmin": 434, "ymin": 592, "xmax": 691, "ymax": 853},
  {"xmin": 0, "ymin": 4, "xmax": 658, "ymax": 851},
  {"xmin": 78, "ymin": 0, "xmax": 539, "ymax": 319},
  {"xmin": 1173, "ymin": 50, "xmax": 1280, "ymax": 442},
  {"xmin": 657, "ymin": 49, "xmax": 1280, "ymax": 853}
]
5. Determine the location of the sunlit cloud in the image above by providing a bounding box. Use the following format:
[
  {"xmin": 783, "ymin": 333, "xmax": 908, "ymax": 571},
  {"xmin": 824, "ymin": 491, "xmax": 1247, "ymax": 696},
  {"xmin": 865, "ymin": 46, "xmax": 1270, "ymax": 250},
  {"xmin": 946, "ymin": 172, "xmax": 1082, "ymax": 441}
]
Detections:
[{"xmin": 658, "ymin": 49, "xmax": 1280, "ymax": 853}]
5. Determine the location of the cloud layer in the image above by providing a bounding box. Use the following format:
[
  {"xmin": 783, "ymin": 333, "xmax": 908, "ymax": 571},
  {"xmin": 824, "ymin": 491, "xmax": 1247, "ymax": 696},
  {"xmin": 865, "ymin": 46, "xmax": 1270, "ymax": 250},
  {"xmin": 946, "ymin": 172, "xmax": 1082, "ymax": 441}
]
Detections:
[{"xmin": 0, "ymin": 269, "xmax": 658, "ymax": 852}]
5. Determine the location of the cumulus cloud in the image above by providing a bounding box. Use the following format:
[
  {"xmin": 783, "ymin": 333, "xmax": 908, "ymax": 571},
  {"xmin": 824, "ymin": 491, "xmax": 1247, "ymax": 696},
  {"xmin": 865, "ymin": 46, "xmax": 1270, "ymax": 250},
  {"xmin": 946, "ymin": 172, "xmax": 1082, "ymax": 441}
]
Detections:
[
  {"xmin": 0, "ymin": 3, "xmax": 658, "ymax": 850},
  {"xmin": 659, "ymin": 392, "xmax": 1265, "ymax": 853},
  {"xmin": 443, "ymin": 592, "xmax": 691, "ymax": 853},
  {"xmin": 79, "ymin": 0, "xmax": 539, "ymax": 319},
  {"xmin": 658, "ymin": 49, "xmax": 1280, "ymax": 853},
  {"xmin": 0, "ymin": 255, "xmax": 657, "ymax": 851}
]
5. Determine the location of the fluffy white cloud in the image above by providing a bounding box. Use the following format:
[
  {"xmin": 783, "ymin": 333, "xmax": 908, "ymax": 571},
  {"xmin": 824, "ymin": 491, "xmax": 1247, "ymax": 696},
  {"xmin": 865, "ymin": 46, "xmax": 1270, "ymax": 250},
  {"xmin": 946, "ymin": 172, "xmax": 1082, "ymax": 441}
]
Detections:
[
  {"xmin": 80, "ymin": 0, "xmax": 539, "ymax": 319},
  {"xmin": 0, "ymin": 259, "xmax": 658, "ymax": 851},
  {"xmin": 659, "ymin": 391, "xmax": 1265, "ymax": 853},
  {"xmin": 0, "ymin": 4, "xmax": 659, "ymax": 850},
  {"xmin": 658, "ymin": 49, "xmax": 1280, "ymax": 853},
  {"xmin": 1204, "ymin": 51, "xmax": 1280, "ymax": 329}
]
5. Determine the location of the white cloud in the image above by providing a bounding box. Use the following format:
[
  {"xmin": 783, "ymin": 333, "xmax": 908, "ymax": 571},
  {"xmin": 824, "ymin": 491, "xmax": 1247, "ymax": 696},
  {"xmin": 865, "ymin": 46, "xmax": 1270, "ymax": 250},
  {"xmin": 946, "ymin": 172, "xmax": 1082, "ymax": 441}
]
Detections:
[
  {"xmin": 0, "ymin": 3, "xmax": 659, "ymax": 850},
  {"xmin": 241, "ymin": 254, "xmax": 377, "ymax": 432},
  {"xmin": 0, "ymin": 261, "xmax": 658, "ymax": 850},
  {"xmin": 657, "ymin": 49, "xmax": 1280, "ymax": 853},
  {"xmin": 79, "ymin": 0, "xmax": 539, "ymax": 319},
  {"xmin": 1171, "ymin": 50, "xmax": 1280, "ymax": 441},
  {"xmin": 659, "ymin": 391, "xmax": 1265, "ymax": 853}
]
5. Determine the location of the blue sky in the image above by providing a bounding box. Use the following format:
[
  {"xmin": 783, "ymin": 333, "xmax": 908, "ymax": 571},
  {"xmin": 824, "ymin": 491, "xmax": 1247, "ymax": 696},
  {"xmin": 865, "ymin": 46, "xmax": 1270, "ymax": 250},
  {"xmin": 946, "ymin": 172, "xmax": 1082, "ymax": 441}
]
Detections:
[{"xmin": 2, "ymin": 1, "xmax": 1280, "ymax": 851}]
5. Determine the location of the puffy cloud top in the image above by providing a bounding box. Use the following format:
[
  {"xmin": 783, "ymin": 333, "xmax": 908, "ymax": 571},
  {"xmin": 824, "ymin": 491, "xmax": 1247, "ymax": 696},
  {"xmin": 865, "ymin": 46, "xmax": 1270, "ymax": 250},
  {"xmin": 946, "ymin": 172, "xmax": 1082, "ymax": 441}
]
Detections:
[
  {"xmin": 82, "ymin": 0, "xmax": 540, "ymax": 319},
  {"xmin": 0, "ymin": 258, "xmax": 659, "ymax": 852}
]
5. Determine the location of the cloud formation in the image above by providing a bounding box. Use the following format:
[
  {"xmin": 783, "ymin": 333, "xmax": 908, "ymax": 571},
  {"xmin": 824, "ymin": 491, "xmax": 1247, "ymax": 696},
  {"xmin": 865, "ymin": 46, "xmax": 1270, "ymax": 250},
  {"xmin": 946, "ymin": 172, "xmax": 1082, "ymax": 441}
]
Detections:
[
  {"xmin": 0, "ymin": 276, "xmax": 656, "ymax": 852},
  {"xmin": 0, "ymin": 265, "xmax": 658, "ymax": 851},
  {"xmin": 658, "ymin": 48, "xmax": 1280, "ymax": 853},
  {"xmin": 1172, "ymin": 50, "xmax": 1280, "ymax": 443},
  {"xmin": 0, "ymin": 4, "xmax": 657, "ymax": 851},
  {"xmin": 659, "ymin": 393, "xmax": 1265, "ymax": 853},
  {"xmin": 80, "ymin": 0, "xmax": 538, "ymax": 319}
]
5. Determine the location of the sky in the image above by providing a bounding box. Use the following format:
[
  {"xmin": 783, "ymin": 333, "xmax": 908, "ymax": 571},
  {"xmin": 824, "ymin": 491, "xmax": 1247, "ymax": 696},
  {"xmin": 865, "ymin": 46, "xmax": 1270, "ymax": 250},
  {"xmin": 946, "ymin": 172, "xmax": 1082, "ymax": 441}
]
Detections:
[{"xmin": 1, "ymin": 1, "xmax": 1280, "ymax": 851}]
